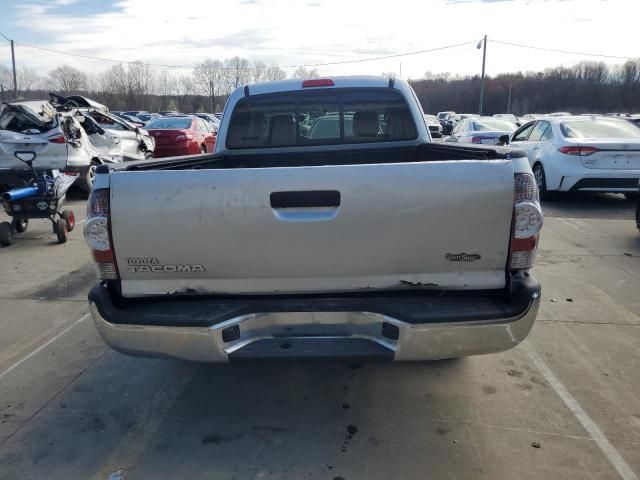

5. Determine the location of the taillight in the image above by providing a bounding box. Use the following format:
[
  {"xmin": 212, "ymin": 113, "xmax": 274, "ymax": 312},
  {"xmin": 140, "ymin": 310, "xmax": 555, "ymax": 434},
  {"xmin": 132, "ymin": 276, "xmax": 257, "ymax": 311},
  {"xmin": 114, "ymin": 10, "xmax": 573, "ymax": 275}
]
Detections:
[
  {"xmin": 558, "ymin": 146, "xmax": 599, "ymax": 156},
  {"xmin": 84, "ymin": 188, "xmax": 118, "ymax": 280},
  {"xmin": 48, "ymin": 135, "xmax": 66, "ymax": 144},
  {"xmin": 302, "ymin": 79, "xmax": 334, "ymax": 88},
  {"xmin": 471, "ymin": 136, "xmax": 496, "ymax": 144},
  {"xmin": 175, "ymin": 134, "xmax": 193, "ymax": 141},
  {"xmin": 510, "ymin": 173, "xmax": 543, "ymax": 271}
]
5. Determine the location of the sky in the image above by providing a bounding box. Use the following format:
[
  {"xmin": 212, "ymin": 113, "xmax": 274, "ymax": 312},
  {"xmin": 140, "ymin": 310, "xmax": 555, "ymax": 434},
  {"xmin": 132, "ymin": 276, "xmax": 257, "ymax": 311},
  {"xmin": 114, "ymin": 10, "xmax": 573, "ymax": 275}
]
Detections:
[{"xmin": 0, "ymin": 0, "xmax": 638, "ymax": 80}]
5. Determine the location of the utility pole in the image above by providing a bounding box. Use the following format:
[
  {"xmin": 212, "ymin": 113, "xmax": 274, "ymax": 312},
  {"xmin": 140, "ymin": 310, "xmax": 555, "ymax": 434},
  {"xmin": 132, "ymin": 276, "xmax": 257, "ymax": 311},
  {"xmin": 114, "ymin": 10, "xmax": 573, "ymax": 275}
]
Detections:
[
  {"xmin": 478, "ymin": 35, "xmax": 487, "ymax": 116},
  {"xmin": 399, "ymin": 62, "xmax": 402, "ymax": 78},
  {"xmin": 507, "ymin": 84, "xmax": 512, "ymax": 113},
  {"xmin": 0, "ymin": 31, "xmax": 18, "ymax": 97},
  {"xmin": 10, "ymin": 40, "xmax": 17, "ymax": 97}
]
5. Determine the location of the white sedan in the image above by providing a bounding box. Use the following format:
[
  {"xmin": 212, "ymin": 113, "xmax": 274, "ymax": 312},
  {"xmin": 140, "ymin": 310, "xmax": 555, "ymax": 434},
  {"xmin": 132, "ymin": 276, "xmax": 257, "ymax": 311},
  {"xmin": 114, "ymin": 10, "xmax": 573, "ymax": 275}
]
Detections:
[{"xmin": 509, "ymin": 116, "xmax": 640, "ymax": 199}]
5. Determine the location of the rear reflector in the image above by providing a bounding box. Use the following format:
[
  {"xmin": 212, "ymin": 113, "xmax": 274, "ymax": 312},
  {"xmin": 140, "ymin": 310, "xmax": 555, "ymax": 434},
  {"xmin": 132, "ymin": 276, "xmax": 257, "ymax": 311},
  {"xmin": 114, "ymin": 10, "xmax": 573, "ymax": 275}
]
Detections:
[
  {"xmin": 558, "ymin": 146, "xmax": 599, "ymax": 156},
  {"xmin": 302, "ymin": 79, "xmax": 334, "ymax": 88},
  {"xmin": 510, "ymin": 251, "xmax": 537, "ymax": 270}
]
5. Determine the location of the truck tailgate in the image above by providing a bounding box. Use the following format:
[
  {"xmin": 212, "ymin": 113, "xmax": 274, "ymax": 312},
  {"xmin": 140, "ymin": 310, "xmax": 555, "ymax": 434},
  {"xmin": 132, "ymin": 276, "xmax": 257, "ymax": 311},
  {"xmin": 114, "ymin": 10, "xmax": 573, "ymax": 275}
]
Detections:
[{"xmin": 110, "ymin": 160, "xmax": 515, "ymax": 296}]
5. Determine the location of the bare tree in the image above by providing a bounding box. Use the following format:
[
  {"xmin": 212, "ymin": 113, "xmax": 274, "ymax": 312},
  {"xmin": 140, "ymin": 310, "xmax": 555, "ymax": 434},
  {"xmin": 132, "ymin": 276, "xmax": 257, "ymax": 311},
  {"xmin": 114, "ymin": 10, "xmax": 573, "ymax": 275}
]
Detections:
[
  {"xmin": 0, "ymin": 66, "xmax": 12, "ymax": 98},
  {"xmin": 17, "ymin": 67, "xmax": 40, "ymax": 93},
  {"xmin": 85, "ymin": 72, "xmax": 103, "ymax": 95},
  {"xmin": 252, "ymin": 60, "xmax": 267, "ymax": 83},
  {"xmin": 194, "ymin": 59, "xmax": 224, "ymax": 112},
  {"xmin": 264, "ymin": 65, "xmax": 287, "ymax": 81},
  {"xmin": 617, "ymin": 60, "xmax": 640, "ymax": 85},
  {"xmin": 174, "ymin": 75, "xmax": 195, "ymax": 111},
  {"xmin": 127, "ymin": 62, "xmax": 154, "ymax": 109},
  {"xmin": 48, "ymin": 65, "xmax": 88, "ymax": 93},
  {"xmin": 223, "ymin": 56, "xmax": 251, "ymax": 91},
  {"xmin": 155, "ymin": 70, "xmax": 176, "ymax": 111},
  {"xmin": 291, "ymin": 66, "xmax": 319, "ymax": 79}
]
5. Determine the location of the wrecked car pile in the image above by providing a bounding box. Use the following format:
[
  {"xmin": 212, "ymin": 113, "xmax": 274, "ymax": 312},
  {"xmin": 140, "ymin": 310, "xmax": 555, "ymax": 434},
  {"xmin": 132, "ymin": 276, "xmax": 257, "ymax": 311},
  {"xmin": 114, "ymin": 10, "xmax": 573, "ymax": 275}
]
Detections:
[{"xmin": 0, "ymin": 94, "xmax": 155, "ymax": 194}]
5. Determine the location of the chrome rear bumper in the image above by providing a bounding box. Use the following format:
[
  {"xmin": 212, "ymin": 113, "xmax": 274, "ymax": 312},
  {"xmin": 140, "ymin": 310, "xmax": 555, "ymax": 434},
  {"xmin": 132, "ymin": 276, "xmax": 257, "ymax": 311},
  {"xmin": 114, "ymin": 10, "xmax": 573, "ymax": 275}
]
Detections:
[{"xmin": 89, "ymin": 280, "xmax": 541, "ymax": 362}]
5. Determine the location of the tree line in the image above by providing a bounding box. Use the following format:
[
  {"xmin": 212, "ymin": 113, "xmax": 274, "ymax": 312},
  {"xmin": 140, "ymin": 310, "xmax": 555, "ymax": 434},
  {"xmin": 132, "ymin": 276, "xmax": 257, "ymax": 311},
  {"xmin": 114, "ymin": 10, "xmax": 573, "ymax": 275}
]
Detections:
[
  {"xmin": 0, "ymin": 57, "xmax": 319, "ymax": 113},
  {"xmin": 1, "ymin": 56, "xmax": 639, "ymax": 115},
  {"xmin": 410, "ymin": 59, "xmax": 640, "ymax": 115}
]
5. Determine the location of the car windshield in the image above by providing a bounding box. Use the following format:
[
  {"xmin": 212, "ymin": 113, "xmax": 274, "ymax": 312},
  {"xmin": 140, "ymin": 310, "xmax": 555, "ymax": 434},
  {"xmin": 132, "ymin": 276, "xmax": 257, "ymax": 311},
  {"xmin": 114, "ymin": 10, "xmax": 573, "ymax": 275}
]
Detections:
[
  {"xmin": 473, "ymin": 119, "xmax": 517, "ymax": 131},
  {"xmin": 560, "ymin": 119, "xmax": 640, "ymax": 139},
  {"xmin": 146, "ymin": 118, "xmax": 192, "ymax": 129}
]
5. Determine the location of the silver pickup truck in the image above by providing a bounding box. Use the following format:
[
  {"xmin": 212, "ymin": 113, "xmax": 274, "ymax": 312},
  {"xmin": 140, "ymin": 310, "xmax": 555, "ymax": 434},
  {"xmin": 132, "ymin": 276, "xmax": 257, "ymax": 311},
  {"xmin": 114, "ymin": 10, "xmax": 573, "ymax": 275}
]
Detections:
[{"xmin": 85, "ymin": 76, "xmax": 542, "ymax": 362}]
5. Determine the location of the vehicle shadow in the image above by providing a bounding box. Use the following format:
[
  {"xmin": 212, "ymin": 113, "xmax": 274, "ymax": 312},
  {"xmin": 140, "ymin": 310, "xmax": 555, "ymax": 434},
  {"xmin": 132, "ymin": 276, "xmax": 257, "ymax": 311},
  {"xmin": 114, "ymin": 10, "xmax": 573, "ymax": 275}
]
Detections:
[{"xmin": 541, "ymin": 191, "xmax": 636, "ymax": 220}]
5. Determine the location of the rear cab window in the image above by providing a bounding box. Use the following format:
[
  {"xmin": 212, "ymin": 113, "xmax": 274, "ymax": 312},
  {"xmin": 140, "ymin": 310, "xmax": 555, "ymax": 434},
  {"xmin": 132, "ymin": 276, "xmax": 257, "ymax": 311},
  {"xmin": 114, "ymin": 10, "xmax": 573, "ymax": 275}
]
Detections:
[{"xmin": 226, "ymin": 88, "xmax": 418, "ymax": 149}]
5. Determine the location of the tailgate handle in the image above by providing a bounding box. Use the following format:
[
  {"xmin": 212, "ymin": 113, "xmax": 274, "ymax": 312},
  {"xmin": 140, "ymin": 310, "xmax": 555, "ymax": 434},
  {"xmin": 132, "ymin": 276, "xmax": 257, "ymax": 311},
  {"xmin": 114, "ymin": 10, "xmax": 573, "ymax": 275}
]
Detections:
[{"xmin": 270, "ymin": 190, "xmax": 340, "ymax": 209}]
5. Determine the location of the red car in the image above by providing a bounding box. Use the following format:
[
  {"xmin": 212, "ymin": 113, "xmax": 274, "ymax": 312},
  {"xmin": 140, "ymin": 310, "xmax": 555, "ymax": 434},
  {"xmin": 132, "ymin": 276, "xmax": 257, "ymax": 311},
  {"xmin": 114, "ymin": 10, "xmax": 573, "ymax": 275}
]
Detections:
[{"xmin": 145, "ymin": 116, "xmax": 216, "ymax": 158}]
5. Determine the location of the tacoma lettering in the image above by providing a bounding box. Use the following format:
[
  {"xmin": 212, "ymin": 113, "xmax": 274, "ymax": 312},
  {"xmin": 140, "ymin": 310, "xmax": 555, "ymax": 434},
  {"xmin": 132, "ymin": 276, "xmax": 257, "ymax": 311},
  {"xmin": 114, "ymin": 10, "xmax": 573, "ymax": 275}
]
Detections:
[{"xmin": 127, "ymin": 264, "xmax": 206, "ymax": 273}]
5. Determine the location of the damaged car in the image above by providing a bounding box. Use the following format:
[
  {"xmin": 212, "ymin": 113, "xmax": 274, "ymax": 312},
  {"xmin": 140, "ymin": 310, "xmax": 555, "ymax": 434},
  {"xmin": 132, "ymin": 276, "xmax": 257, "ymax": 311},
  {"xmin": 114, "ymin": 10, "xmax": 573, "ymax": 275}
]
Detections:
[{"xmin": 0, "ymin": 95, "xmax": 154, "ymax": 194}]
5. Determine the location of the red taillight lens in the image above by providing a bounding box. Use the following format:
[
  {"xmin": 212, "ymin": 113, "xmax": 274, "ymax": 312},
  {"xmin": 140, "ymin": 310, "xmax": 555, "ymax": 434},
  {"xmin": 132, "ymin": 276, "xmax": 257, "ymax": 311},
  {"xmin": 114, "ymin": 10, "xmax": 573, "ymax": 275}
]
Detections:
[
  {"xmin": 471, "ymin": 136, "xmax": 496, "ymax": 144},
  {"xmin": 558, "ymin": 146, "xmax": 599, "ymax": 156},
  {"xmin": 302, "ymin": 79, "xmax": 334, "ymax": 88},
  {"xmin": 48, "ymin": 135, "xmax": 66, "ymax": 144},
  {"xmin": 510, "ymin": 173, "xmax": 543, "ymax": 271},
  {"xmin": 175, "ymin": 133, "xmax": 193, "ymax": 141},
  {"xmin": 84, "ymin": 188, "xmax": 118, "ymax": 280},
  {"xmin": 579, "ymin": 146, "xmax": 599, "ymax": 156}
]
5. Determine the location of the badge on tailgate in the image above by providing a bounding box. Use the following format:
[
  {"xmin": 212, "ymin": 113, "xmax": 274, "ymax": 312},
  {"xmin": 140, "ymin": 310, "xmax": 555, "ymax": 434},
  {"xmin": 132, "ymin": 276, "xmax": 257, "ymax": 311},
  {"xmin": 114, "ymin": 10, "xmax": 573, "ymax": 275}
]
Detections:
[
  {"xmin": 445, "ymin": 253, "xmax": 481, "ymax": 262},
  {"xmin": 125, "ymin": 257, "xmax": 206, "ymax": 273}
]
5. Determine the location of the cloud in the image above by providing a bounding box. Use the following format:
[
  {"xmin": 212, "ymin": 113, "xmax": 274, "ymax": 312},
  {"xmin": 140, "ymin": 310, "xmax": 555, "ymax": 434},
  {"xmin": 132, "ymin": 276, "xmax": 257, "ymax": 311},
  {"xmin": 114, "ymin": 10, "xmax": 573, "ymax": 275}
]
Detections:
[{"xmin": 1, "ymin": 0, "xmax": 635, "ymax": 80}]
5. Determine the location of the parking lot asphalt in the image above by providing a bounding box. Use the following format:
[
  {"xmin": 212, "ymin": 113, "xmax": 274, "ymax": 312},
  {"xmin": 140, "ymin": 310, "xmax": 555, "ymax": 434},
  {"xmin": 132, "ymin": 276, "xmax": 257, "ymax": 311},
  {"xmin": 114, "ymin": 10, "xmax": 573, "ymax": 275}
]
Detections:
[{"xmin": 0, "ymin": 191, "xmax": 639, "ymax": 480}]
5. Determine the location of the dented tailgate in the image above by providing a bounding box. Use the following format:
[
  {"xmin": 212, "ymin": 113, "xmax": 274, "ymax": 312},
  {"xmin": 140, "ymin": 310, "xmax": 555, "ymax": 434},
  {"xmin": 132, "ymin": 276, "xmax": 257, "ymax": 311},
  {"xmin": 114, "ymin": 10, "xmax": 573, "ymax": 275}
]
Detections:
[{"xmin": 110, "ymin": 160, "xmax": 515, "ymax": 297}]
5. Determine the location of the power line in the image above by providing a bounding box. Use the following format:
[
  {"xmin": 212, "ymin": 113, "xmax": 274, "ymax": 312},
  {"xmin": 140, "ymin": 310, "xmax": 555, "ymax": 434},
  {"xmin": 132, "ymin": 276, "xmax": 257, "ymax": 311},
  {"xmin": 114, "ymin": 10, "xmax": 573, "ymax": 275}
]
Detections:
[
  {"xmin": 492, "ymin": 39, "xmax": 637, "ymax": 61},
  {"xmin": 16, "ymin": 42, "xmax": 190, "ymax": 68},
  {"xmin": 15, "ymin": 40, "xmax": 477, "ymax": 70},
  {"xmin": 13, "ymin": 36, "xmax": 638, "ymax": 73},
  {"xmin": 281, "ymin": 41, "xmax": 477, "ymax": 67},
  {"xmin": 0, "ymin": 30, "xmax": 10, "ymax": 43}
]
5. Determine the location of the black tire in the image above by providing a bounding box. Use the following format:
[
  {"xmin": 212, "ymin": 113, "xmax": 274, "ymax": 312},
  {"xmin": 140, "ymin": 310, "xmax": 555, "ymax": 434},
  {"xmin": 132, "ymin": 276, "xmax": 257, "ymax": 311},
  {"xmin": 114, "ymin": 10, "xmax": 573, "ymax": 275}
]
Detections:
[
  {"xmin": 55, "ymin": 218, "xmax": 68, "ymax": 244},
  {"xmin": 11, "ymin": 218, "xmax": 28, "ymax": 233},
  {"xmin": 533, "ymin": 163, "xmax": 553, "ymax": 200},
  {"xmin": 0, "ymin": 222, "xmax": 14, "ymax": 246},
  {"xmin": 200, "ymin": 145, "xmax": 207, "ymax": 154},
  {"xmin": 144, "ymin": 152, "xmax": 154, "ymax": 160},
  {"xmin": 61, "ymin": 210, "xmax": 75, "ymax": 232},
  {"xmin": 82, "ymin": 160, "xmax": 100, "ymax": 194}
]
